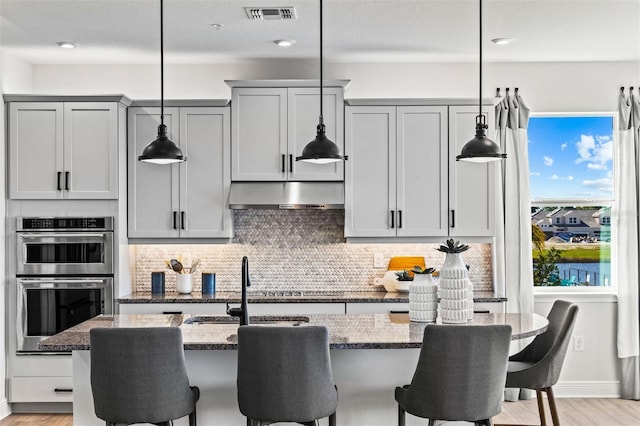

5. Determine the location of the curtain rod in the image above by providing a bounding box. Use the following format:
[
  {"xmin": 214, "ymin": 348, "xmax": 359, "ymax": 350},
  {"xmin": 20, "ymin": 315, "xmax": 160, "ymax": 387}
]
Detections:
[{"xmin": 495, "ymin": 87, "xmax": 519, "ymax": 97}]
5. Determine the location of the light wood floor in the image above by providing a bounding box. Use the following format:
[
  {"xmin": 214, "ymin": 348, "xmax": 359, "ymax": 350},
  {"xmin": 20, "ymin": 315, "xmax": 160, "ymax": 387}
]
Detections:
[{"xmin": 0, "ymin": 398, "xmax": 639, "ymax": 425}]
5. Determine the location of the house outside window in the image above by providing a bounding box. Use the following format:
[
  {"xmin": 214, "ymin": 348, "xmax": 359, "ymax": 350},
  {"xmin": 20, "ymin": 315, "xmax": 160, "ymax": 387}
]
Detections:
[{"xmin": 529, "ymin": 114, "xmax": 614, "ymax": 287}]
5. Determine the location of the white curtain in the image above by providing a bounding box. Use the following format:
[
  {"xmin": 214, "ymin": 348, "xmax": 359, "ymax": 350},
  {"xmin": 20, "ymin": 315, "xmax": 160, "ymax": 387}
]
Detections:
[
  {"xmin": 616, "ymin": 89, "xmax": 640, "ymax": 400},
  {"xmin": 495, "ymin": 91, "xmax": 534, "ymax": 315}
]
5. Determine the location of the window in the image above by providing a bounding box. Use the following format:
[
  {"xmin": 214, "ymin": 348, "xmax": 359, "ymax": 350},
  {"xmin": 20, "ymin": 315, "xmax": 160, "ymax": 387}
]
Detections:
[{"xmin": 529, "ymin": 114, "xmax": 614, "ymax": 287}]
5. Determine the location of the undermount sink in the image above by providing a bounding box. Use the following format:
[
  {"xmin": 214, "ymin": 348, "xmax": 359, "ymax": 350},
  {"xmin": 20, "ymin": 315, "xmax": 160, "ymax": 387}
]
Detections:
[{"xmin": 183, "ymin": 315, "xmax": 309, "ymax": 326}]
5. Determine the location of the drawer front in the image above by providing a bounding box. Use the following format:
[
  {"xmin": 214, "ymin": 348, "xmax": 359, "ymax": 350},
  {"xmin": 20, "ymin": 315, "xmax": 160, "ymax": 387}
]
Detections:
[
  {"xmin": 346, "ymin": 302, "xmax": 409, "ymax": 314},
  {"xmin": 117, "ymin": 303, "xmax": 227, "ymax": 315},
  {"xmin": 11, "ymin": 377, "xmax": 73, "ymax": 402}
]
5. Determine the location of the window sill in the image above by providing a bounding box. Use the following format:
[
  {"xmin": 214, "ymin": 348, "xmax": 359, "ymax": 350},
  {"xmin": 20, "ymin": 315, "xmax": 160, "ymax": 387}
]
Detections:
[{"xmin": 534, "ymin": 286, "xmax": 617, "ymax": 303}]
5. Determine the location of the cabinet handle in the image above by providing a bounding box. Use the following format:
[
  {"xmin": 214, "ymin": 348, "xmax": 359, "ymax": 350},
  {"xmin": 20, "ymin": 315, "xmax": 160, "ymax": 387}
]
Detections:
[
  {"xmin": 173, "ymin": 211, "xmax": 178, "ymax": 230},
  {"xmin": 54, "ymin": 388, "xmax": 73, "ymax": 393},
  {"xmin": 65, "ymin": 171, "xmax": 70, "ymax": 191},
  {"xmin": 281, "ymin": 154, "xmax": 286, "ymax": 173},
  {"xmin": 398, "ymin": 210, "xmax": 403, "ymax": 229},
  {"xmin": 390, "ymin": 210, "xmax": 395, "ymax": 229},
  {"xmin": 289, "ymin": 154, "xmax": 293, "ymax": 173},
  {"xmin": 450, "ymin": 210, "xmax": 455, "ymax": 228},
  {"xmin": 56, "ymin": 172, "xmax": 62, "ymax": 191},
  {"xmin": 181, "ymin": 211, "xmax": 185, "ymax": 230}
]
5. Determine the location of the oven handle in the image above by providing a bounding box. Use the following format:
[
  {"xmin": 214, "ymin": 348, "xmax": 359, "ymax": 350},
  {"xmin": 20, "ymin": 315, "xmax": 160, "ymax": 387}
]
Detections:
[
  {"xmin": 18, "ymin": 233, "xmax": 109, "ymax": 239},
  {"xmin": 18, "ymin": 279, "xmax": 110, "ymax": 286}
]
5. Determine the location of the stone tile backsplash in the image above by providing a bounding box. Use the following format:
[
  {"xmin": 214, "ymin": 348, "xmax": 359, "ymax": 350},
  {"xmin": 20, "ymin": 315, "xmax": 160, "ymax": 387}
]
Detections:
[{"xmin": 134, "ymin": 210, "xmax": 493, "ymax": 293}]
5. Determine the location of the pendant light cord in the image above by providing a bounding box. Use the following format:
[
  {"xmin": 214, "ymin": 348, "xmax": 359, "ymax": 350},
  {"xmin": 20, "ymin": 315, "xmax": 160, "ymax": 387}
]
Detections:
[
  {"xmin": 160, "ymin": 0, "xmax": 165, "ymax": 126},
  {"xmin": 478, "ymin": 0, "xmax": 482, "ymax": 119},
  {"xmin": 319, "ymin": 0, "xmax": 324, "ymax": 127}
]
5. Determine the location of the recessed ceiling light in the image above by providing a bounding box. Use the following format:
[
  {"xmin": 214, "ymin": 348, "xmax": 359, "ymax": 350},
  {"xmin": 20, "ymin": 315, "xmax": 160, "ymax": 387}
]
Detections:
[
  {"xmin": 274, "ymin": 39, "xmax": 296, "ymax": 47},
  {"xmin": 491, "ymin": 38, "xmax": 514, "ymax": 46},
  {"xmin": 209, "ymin": 23, "xmax": 224, "ymax": 30},
  {"xmin": 57, "ymin": 42, "xmax": 78, "ymax": 49}
]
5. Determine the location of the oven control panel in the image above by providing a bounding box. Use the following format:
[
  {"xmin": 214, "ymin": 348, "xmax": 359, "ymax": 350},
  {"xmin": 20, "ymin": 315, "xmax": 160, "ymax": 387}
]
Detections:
[{"xmin": 18, "ymin": 217, "xmax": 113, "ymax": 231}]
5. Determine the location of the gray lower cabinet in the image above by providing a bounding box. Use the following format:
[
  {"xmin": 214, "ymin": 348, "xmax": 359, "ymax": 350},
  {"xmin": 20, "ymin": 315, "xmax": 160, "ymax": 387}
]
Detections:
[
  {"xmin": 7, "ymin": 98, "xmax": 127, "ymax": 199},
  {"xmin": 345, "ymin": 101, "xmax": 497, "ymax": 238},
  {"xmin": 128, "ymin": 105, "xmax": 232, "ymax": 239}
]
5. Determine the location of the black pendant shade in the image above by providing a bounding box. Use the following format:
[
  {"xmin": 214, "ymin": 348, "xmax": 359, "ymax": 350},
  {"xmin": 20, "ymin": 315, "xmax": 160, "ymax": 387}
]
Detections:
[
  {"xmin": 297, "ymin": 120, "xmax": 348, "ymax": 164},
  {"xmin": 456, "ymin": 0, "xmax": 506, "ymax": 163},
  {"xmin": 296, "ymin": 0, "xmax": 348, "ymax": 164},
  {"xmin": 456, "ymin": 116, "xmax": 506, "ymax": 163},
  {"xmin": 138, "ymin": 124, "xmax": 185, "ymax": 164},
  {"xmin": 138, "ymin": 0, "xmax": 185, "ymax": 165}
]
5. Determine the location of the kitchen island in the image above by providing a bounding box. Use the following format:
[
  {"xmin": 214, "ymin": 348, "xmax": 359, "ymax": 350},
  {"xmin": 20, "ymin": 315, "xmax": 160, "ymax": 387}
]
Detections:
[{"xmin": 41, "ymin": 312, "xmax": 546, "ymax": 426}]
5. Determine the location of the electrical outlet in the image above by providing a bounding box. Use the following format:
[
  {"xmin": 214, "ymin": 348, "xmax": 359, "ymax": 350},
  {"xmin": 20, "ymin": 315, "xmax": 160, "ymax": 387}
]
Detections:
[
  {"xmin": 573, "ymin": 335, "xmax": 584, "ymax": 351},
  {"xmin": 373, "ymin": 252, "xmax": 385, "ymax": 268}
]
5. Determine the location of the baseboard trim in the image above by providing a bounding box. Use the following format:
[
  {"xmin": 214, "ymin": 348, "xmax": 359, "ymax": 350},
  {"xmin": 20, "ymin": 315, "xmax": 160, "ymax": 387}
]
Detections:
[
  {"xmin": 0, "ymin": 398, "xmax": 11, "ymax": 420},
  {"xmin": 553, "ymin": 380, "xmax": 620, "ymax": 398}
]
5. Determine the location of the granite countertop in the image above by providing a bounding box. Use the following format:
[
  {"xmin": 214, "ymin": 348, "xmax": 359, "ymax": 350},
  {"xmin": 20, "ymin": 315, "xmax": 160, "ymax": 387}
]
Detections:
[
  {"xmin": 118, "ymin": 290, "xmax": 505, "ymax": 304},
  {"xmin": 39, "ymin": 311, "xmax": 545, "ymax": 352}
]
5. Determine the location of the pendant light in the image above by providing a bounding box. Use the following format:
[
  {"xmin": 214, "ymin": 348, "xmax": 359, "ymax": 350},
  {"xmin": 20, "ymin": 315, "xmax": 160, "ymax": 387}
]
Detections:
[
  {"xmin": 296, "ymin": 0, "xmax": 348, "ymax": 164},
  {"xmin": 456, "ymin": 0, "xmax": 506, "ymax": 163},
  {"xmin": 138, "ymin": 0, "xmax": 185, "ymax": 164}
]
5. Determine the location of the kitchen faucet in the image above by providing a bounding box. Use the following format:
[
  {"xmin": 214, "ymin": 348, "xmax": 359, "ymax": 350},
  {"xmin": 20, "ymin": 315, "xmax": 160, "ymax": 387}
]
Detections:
[{"xmin": 227, "ymin": 256, "xmax": 250, "ymax": 325}]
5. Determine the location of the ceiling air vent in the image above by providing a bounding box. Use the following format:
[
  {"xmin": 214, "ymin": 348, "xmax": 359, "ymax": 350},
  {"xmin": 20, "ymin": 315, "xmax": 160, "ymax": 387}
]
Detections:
[{"xmin": 245, "ymin": 7, "xmax": 297, "ymax": 21}]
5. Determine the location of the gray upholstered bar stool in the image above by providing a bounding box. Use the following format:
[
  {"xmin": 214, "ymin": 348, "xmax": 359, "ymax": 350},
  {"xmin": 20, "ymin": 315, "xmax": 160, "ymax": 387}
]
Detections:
[
  {"xmin": 90, "ymin": 327, "xmax": 200, "ymax": 426},
  {"xmin": 237, "ymin": 325, "xmax": 338, "ymax": 426},
  {"xmin": 505, "ymin": 300, "xmax": 579, "ymax": 426},
  {"xmin": 395, "ymin": 324, "xmax": 512, "ymax": 426}
]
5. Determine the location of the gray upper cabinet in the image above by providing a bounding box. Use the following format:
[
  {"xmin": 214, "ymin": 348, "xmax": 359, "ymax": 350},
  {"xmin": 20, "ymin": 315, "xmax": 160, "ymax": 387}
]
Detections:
[
  {"xmin": 345, "ymin": 100, "xmax": 496, "ymax": 238},
  {"xmin": 8, "ymin": 100, "xmax": 123, "ymax": 199},
  {"xmin": 230, "ymin": 82, "xmax": 346, "ymax": 181},
  {"xmin": 448, "ymin": 105, "xmax": 496, "ymax": 237},
  {"xmin": 128, "ymin": 105, "xmax": 232, "ymax": 239},
  {"xmin": 345, "ymin": 105, "xmax": 448, "ymax": 238}
]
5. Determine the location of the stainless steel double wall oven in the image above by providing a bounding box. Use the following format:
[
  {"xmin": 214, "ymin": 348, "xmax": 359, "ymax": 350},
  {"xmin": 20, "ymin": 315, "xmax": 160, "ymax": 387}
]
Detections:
[{"xmin": 16, "ymin": 217, "xmax": 114, "ymax": 353}]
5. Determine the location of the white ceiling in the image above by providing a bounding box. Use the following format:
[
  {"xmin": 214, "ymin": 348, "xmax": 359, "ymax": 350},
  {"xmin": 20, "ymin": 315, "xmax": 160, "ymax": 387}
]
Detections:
[{"xmin": 1, "ymin": 0, "xmax": 639, "ymax": 65}]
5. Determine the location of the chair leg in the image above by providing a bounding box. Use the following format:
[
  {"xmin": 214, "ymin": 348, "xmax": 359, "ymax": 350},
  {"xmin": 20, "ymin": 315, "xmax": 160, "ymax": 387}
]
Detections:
[
  {"xmin": 536, "ymin": 389, "xmax": 547, "ymax": 426},
  {"xmin": 428, "ymin": 419, "xmax": 436, "ymax": 426},
  {"xmin": 329, "ymin": 411, "xmax": 337, "ymax": 426},
  {"xmin": 398, "ymin": 405, "xmax": 406, "ymax": 426},
  {"xmin": 545, "ymin": 387, "xmax": 560, "ymax": 426},
  {"xmin": 189, "ymin": 406, "xmax": 197, "ymax": 426}
]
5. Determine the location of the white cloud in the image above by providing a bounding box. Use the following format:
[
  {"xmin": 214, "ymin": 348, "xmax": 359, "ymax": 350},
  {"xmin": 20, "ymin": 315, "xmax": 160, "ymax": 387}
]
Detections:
[
  {"xmin": 565, "ymin": 175, "xmax": 574, "ymax": 181},
  {"xmin": 587, "ymin": 163, "xmax": 607, "ymax": 170},
  {"xmin": 583, "ymin": 177, "xmax": 614, "ymax": 192},
  {"xmin": 550, "ymin": 174, "xmax": 559, "ymax": 180},
  {"xmin": 543, "ymin": 156, "xmax": 554, "ymax": 166},
  {"xmin": 561, "ymin": 142, "xmax": 568, "ymax": 151},
  {"xmin": 575, "ymin": 134, "xmax": 613, "ymax": 168},
  {"xmin": 530, "ymin": 171, "xmax": 541, "ymax": 176}
]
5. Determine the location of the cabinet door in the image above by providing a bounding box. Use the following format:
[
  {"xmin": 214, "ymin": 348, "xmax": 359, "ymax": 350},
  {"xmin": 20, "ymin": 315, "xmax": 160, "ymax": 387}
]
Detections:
[
  {"xmin": 448, "ymin": 105, "xmax": 497, "ymax": 237},
  {"xmin": 396, "ymin": 106, "xmax": 449, "ymax": 237},
  {"xmin": 231, "ymin": 88, "xmax": 287, "ymax": 181},
  {"xmin": 179, "ymin": 107, "xmax": 233, "ymax": 238},
  {"xmin": 9, "ymin": 103, "xmax": 64, "ymax": 199},
  {"xmin": 345, "ymin": 106, "xmax": 397, "ymax": 237},
  {"xmin": 288, "ymin": 87, "xmax": 344, "ymax": 181},
  {"xmin": 128, "ymin": 107, "xmax": 180, "ymax": 238},
  {"xmin": 64, "ymin": 103, "xmax": 118, "ymax": 199}
]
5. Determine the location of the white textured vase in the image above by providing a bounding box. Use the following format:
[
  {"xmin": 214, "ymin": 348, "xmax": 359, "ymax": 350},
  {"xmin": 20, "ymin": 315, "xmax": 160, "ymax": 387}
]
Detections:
[
  {"xmin": 409, "ymin": 273, "xmax": 438, "ymax": 322},
  {"xmin": 439, "ymin": 253, "xmax": 469, "ymax": 324},
  {"xmin": 466, "ymin": 277, "xmax": 474, "ymax": 320}
]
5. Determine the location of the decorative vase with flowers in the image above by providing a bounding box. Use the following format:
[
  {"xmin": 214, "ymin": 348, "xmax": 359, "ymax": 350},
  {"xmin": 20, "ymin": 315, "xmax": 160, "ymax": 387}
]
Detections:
[
  {"xmin": 409, "ymin": 266, "xmax": 438, "ymax": 322},
  {"xmin": 437, "ymin": 239, "xmax": 470, "ymax": 323}
]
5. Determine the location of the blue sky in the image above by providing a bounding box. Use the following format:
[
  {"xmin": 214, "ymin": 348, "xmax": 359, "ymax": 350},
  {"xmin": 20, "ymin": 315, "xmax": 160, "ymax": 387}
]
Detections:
[{"xmin": 528, "ymin": 115, "xmax": 614, "ymax": 200}]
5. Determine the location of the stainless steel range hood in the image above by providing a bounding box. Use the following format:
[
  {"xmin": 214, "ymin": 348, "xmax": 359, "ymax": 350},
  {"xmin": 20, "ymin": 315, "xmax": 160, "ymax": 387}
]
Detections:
[{"xmin": 228, "ymin": 182, "xmax": 344, "ymax": 209}]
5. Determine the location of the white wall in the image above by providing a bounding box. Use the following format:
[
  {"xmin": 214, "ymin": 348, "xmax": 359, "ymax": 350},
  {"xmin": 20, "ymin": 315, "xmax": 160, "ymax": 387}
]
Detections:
[
  {"xmin": 12, "ymin": 58, "xmax": 640, "ymax": 398},
  {"xmin": 1, "ymin": 53, "xmax": 32, "ymax": 93},
  {"xmin": 30, "ymin": 60, "xmax": 638, "ymax": 114}
]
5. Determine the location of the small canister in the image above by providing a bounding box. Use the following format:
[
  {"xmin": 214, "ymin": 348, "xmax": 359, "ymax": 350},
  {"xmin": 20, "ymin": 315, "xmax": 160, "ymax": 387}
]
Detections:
[
  {"xmin": 151, "ymin": 271, "xmax": 165, "ymax": 295},
  {"xmin": 202, "ymin": 272, "xmax": 216, "ymax": 295}
]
